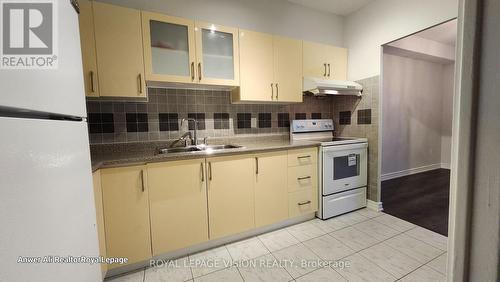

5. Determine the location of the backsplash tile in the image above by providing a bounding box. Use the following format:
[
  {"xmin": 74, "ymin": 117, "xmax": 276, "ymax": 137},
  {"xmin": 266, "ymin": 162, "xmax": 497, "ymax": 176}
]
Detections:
[
  {"xmin": 278, "ymin": 113, "xmax": 290, "ymax": 128},
  {"xmin": 357, "ymin": 109, "xmax": 372, "ymax": 124},
  {"xmin": 158, "ymin": 113, "xmax": 179, "ymax": 131},
  {"xmin": 214, "ymin": 113, "xmax": 230, "ymax": 129},
  {"xmin": 295, "ymin": 113, "xmax": 307, "ymax": 120},
  {"xmin": 339, "ymin": 111, "xmax": 352, "ymax": 125},
  {"xmin": 311, "ymin": 113, "xmax": 322, "ymax": 119},
  {"xmin": 258, "ymin": 113, "xmax": 272, "ymax": 128},
  {"xmin": 187, "ymin": 113, "xmax": 206, "ymax": 130},
  {"xmin": 237, "ymin": 113, "xmax": 252, "ymax": 129}
]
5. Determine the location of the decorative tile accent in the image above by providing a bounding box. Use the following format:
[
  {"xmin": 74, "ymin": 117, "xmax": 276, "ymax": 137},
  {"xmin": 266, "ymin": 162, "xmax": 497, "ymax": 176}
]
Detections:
[
  {"xmin": 237, "ymin": 113, "xmax": 252, "ymax": 129},
  {"xmin": 295, "ymin": 113, "xmax": 307, "ymax": 120},
  {"xmin": 311, "ymin": 113, "xmax": 322, "ymax": 119},
  {"xmin": 277, "ymin": 113, "xmax": 290, "ymax": 128},
  {"xmin": 357, "ymin": 109, "xmax": 372, "ymax": 124},
  {"xmin": 88, "ymin": 113, "xmax": 114, "ymax": 134},
  {"xmin": 159, "ymin": 113, "xmax": 179, "ymax": 132},
  {"xmin": 258, "ymin": 113, "xmax": 272, "ymax": 128},
  {"xmin": 214, "ymin": 113, "xmax": 230, "ymax": 129},
  {"xmin": 339, "ymin": 111, "xmax": 351, "ymax": 125},
  {"xmin": 126, "ymin": 113, "xmax": 148, "ymax": 132},
  {"xmin": 187, "ymin": 113, "xmax": 206, "ymax": 130}
]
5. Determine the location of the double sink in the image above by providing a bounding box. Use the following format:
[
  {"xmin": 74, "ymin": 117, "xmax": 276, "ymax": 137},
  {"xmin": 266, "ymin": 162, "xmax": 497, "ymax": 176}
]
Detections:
[{"xmin": 159, "ymin": 144, "xmax": 243, "ymax": 155}]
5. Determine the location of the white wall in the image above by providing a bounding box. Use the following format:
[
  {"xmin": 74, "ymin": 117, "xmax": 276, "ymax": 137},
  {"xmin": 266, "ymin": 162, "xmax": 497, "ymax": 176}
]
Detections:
[
  {"xmin": 97, "ymin": 0, "xmax": 344, "ymax": 46},
  {"xmin": 382, "ymin": 53, "xmax": 454, "ymax": 176},
  {"xmin": 441, "ymin": 63, "xmax": 455, "ymax": 167},
  {"xmin": 344, "ymin": 0, "xmax": 458, "ymax": 80}
]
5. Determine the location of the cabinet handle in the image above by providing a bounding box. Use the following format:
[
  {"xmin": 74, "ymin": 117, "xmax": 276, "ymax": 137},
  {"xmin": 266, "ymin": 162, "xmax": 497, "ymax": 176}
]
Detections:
[
  {"xmin": 208, "ymin": 162, "xmax": 212, "ymax": 181},
  {"xmin": 140, "ymin": 169, "xmax": 145, "ymax": 192},
  {"xmin": 297, "ymin": 155, "xmax": 311, "ymax": 159},
  {"xmin": 275, "ymin": 83, "xmax": 279, "ymax": 100},
  {"xmin": 323, "ymin": 63, "xmax": 327, "ymax": 76},
  {"xmin": 255, "ymin": 157, "xmax": 259, "ymax": 175},
  {"xmin": 271, "ymin": 83, "xmax": 274, "ymax": 100},
  {"xmin": 138, "ymin": 73, "xmax": 143, "ymax": 94},
  {"xmin": 198, "ymin": 62, "xmax": 202, "ymax": 81},
  {"xmin": 297, "ymin": 176, "xmax": 311, "ymax": 181},
  {"xmin": 298, "ymin": 200, "xmax": 311, "ymax": 206},
  {"xmin": 191, "ymin": 62, "xmax": 195, "ymax": 81},
  {"xmin": 200, "ymin": 162, "xmax": 205, "ymax": 182},
  {"xmin": 328, "ymin": 63, "xmax": 331, "ymax": 77},
  {"xmin": 90, "ymin": 71, "xmax": 95, "ymax": 93}
]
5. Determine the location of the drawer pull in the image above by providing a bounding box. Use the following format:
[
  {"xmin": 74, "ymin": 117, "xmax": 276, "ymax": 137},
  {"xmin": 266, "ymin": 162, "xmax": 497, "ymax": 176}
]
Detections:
[
  {"xmin": 297, "ymin": 176, "xmax": 311, "ymax": 181},
  {"xmin": 298, "ymin": 200, "xmax": 311, "ymax": 206},
  {"xmin": 297, "ymin": 155, "xmax": 311, "ymax": 159}
]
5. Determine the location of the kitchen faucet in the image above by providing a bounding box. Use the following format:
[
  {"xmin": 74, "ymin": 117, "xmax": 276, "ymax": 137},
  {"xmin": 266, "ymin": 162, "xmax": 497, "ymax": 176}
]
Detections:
[{"xmin": 181, "ymin": 118, "xmax": 198, "ymax": 146}]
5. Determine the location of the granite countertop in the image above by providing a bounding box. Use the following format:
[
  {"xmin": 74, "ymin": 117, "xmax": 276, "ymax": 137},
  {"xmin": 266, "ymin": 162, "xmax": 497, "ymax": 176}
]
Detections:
[{"xmin": 90, "ymin": 135, "xmax": 320, "ymax": 172}]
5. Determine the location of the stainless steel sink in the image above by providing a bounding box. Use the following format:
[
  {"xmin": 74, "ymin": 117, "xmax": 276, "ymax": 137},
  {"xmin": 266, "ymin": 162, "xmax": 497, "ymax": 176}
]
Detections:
[{"xmin": 158, "ymin": 144, "xmax": 243, "ymax": 154}]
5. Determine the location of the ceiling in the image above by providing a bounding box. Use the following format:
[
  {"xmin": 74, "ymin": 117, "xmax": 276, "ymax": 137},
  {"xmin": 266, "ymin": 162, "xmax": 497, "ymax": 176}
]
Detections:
[
  {"xmin": 287, "ymin": 0, "xmax": 374, "ymax": 16},
  {"xmin": 415, "ymin": 19, "xmax": 458, "ymax": 46}
]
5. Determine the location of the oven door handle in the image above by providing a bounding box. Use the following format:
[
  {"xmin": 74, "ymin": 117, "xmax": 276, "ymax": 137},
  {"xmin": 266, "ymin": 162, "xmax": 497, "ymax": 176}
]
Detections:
[{"xmin": 321, "ymin": 143, "xmax": 368, "ymax": 152}]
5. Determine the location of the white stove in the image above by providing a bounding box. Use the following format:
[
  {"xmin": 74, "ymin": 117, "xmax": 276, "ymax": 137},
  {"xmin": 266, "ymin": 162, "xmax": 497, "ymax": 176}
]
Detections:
[{"xmin": 291, "ymin": 119, "xmax": 368, "ymax": 219}]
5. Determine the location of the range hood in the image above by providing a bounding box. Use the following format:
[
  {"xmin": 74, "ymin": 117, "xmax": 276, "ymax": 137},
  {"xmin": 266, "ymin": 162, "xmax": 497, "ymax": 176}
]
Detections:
[{"xmin": 303, "ymin": 77, "xmax": 363, "ymax": 96}]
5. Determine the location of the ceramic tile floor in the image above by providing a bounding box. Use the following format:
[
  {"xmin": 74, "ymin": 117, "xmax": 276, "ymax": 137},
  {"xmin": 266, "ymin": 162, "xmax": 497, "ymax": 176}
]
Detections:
[{"xmin": 107, "ymin": 209, "xmax": 448, "ymax": 282}]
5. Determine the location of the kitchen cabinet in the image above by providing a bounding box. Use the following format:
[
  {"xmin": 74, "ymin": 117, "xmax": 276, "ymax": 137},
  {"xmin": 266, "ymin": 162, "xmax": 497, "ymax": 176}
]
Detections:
[
  {"xmin": 93, "ymin": 2, "xmax": 146, "ymax": 98},
  {"xmin": 142, "ymin": 12, "xmax": 239, "ymax": 86},
  {"xmin": 78, "ymin": 0, "xmax": 99, "ymax": 97},
  {"xmin": 233, "ymin": 30, "xmax": 303, "ymax": 103},
  {"xmin": 147, "ymin": 159, "xmax": 209, "ymax": 255},
  {"xmin": 303, "ymin": 41, "xmax": 347, "ymax": 80},
  {"xmin": 254, "ymin": 152, "xmax": 289, "ymax": 227},
  {"xmin": 207, "ymin": 155, "xmax": 255, "ymax": 239},
  {"xmin": 287, "ymin": 147, "xmax": 318, "ymax": 218},
  {"xmin": 101, "ymin": 166, "xmax": 151, "ymax": 268},
  {"xmin": 92, "ymin": 170, "xmax": 106, "ymax": 276}
]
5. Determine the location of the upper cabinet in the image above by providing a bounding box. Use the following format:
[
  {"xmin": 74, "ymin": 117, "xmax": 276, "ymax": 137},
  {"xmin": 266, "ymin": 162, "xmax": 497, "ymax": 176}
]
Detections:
[
  {"xmin": 78, "ymin": 0, "xmax": 99, "ymax": 97},
  {"xmin": 232, "ymin": 30, "xmax": 303, "ymax": 103},
  {"xmin": 93, "ymin": 2, "xmax": 146, "ymax": 98},
  {"xmin": 303, "ymin": 41, "xmax": 347, "ymax": 80},
  {"xmin": 142, "ymin": 12, "xmax": 239, "ymax": 87}
]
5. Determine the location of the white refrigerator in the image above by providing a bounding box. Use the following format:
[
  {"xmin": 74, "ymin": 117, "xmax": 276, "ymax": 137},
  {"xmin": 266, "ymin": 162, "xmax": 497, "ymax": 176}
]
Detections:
[{"xmin": 0, "ymin": 1, "xmax": 102, "ymax": 281}]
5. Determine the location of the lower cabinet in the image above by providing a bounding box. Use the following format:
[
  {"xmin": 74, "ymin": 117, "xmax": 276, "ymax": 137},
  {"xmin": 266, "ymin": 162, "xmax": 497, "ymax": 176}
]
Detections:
[
  {"xmin": 287, "ymin": 147, "xmax": 319, "ymax": 218},
  {"xmin": 101, "ymin": 166, "xmax": 151, "ymax": 268},
  {"xmin": 92, "ymin": 170, "xmax": 107, "ymax": 276},
  {"xmin": 207, "ymin": 155, "xmax": 255, "ymax": 239},
  {"xmin": 147, "ymin": 159, "xmax": 209, "ymax": 255},
  {"xmin": 254, "ymin": 151, "xmax": 288, "ymax": 227}
]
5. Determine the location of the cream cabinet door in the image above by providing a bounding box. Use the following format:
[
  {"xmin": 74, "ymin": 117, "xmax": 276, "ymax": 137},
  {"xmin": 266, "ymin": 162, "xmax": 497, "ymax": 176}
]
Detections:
[
  {"xmin": 142, "ymin": 12, "xmax": 197, "ymax": 84},
  {"xmin": 101, "ymin": 166, "xmax": 151, "ymax": 268},
  {"xmin": 273, "ymin": 36, "xmax": 303, "ymax": 102},
  {"xmin": 254, "ymin": 152, "xmax": 289, "ymax": 227},
  {"xmin": 207, "ymin": 155, "xmax": 255, "ymax": 239},
  {"xmin": 78, "ymin": 0, "xmax": 99, "ymax": 97},
  {"xmin": 93, "ymin": 2, "xmax": 146, "ymax": 97},
  {"xmin": 92, "ymin": 170, "xmax": 106, "ymax": 276},
  {"xmin": 303, "ymin": 41, "xmax": 347, "ymax": 80},
  {"xmin": 147, "ymin": 160, "xmax": 209, "ymax": 255},
  {"xmin": 195, "ymin": 21, "xmax": 239, "ymax": 86},
  {"xmin": 234, "ymin": 29, "xmax": 274, "ymax": 102}
]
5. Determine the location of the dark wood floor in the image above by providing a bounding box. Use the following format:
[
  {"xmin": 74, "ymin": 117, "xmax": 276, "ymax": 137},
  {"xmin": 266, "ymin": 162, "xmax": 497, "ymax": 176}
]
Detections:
[{"xmin": 381, "ymin": 169, "xmax": 450, "ymax": 236}]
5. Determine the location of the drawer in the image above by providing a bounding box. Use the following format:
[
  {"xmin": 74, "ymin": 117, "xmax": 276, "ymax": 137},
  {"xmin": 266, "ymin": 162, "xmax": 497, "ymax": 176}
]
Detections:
[
  {"xmin": 288, "ymin": 165, "xmax": 316, "ymax": 192},
  {"xmin": 321, "ymin": 187, "xmax": 366, "ymax": 219},
  {"xmin": 288, "ymin": 148, "xmax": 317, "ymax": 167},
  {"xmin": 288, "ymin": 189, "xmax": 317, "ymax": 218}
]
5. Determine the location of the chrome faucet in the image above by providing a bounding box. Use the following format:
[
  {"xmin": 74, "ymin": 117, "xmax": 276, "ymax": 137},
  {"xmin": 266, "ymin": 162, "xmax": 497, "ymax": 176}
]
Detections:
[
  {"xmin": 169, "ymin": 131, "xmax": 192, "ymax": 148},
  {"xmin": 181, "ymin": 118, "xmax": 198, "ymax": 145}
]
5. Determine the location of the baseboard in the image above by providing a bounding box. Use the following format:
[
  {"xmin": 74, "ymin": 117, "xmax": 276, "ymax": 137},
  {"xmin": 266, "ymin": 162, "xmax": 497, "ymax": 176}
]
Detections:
[
  {"xmin": 441, "ymin": 163, "xmax": 451, "ymax": 169},
  {"xmin": 381, "ymin": 163, "xmax": 442, "ymax": 181},
  {"xmin": 367, "ymin": 200, "xmax": 384, "ymax": 212}
]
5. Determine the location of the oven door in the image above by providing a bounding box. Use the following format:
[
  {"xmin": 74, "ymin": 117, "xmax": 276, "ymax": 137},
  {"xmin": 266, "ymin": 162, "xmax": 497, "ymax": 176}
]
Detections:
[{"xmin": 322, "ymin": 143, "xmax": 368, "ymax": 195}]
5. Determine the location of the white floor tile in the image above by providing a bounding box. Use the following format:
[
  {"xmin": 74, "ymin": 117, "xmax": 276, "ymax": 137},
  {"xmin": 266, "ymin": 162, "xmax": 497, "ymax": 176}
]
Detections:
[
  {"xmin": 427, "ymin": 253, "xmax": 447, "ymax": 274},
  {"xmin": 295, "ymin": 267, "xmax": 347, "ymax": 282},
  {"xmin": 309, "ymin": 218, "xmax": 349, "ymax": 233},
  {"xmin": 405, "ymin": 227, "xmax": 448, "ymax": 251},
  {"xmin": 303, "ymin": 234, "xmax": 355, "ymax": 261},
  {"xmin": 107, "ymin": 270, "xmax": 145, "ymax": 282},
  {"xmin": 193, "ymin": 267, "xmax": 243, "ymax": 282},
  {"xmin": 330, "ymin": 226, "xmax": 380, "ymax": 251},
  {"xmin": 189, "ymin": 246, "xmax": 233, "ymax": 278},
  {"xmin": 236, "ymin": 254, "xmax": 292, "ymax": 282},
  {"xmin": 335, "ymin": 212, "xmax": 369, "ymax": 226},
  {"xmin": 385, "ymin": 233, "xmax": 443, "ymax": 264},
  {"xmin": 400, "ymin": 265, "xmax": 446, "ymax": 282},
  {"xmin": 286, "ymin": 221, "xmax": 326, "ymax": 242},
  {"xmin": 356, "ymin": 208, "xmax": 383, "ymax": 219},
  {"xmin": 258, "ymin": 229, "xmax": 300, "ymax": 252},
  {"xmin": 359, "ymin": 242, "xmax": 422, "ymax": 279},
  {"xmin": 335, "ymin": 253, "xmax": 396, "ymax": 282},
  {"xmin": 226, "ymin": 237, "xmax": 270, "ymax": 262},
  {"xmin": 145, "ymin": 257, "xmax": 192, "ymax": 282},
  {"xmin": 352, "ymin": 219, "xmax": 401, "ymax": 241},
  {"xmin": 374, "ymin": 214, "xmax": 416, "ymax": 232},
  {"xmin": 272, "ymin": 244, "xmax": 321, "ymax": 278}
]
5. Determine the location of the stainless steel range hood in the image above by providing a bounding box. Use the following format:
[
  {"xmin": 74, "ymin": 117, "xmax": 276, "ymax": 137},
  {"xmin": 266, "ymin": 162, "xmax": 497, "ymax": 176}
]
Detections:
[{"xmin": 303, "ymin": 77, "xmax": 363, "ymax": 96}]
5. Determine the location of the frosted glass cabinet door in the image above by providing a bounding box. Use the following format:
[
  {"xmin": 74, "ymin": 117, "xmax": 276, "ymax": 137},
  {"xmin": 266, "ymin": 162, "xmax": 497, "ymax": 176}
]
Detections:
[
  {"xmin": 142, "ymin": 12, "xmax": 196, "ymax": 83},
  {"xmin": 195, "ymin": 22, "xmax": 239, "ymax": 86}
]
